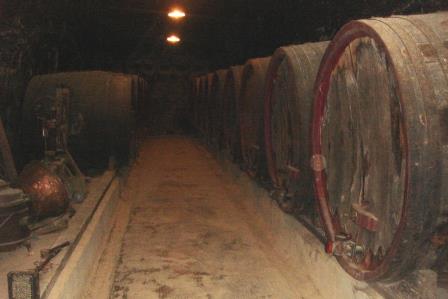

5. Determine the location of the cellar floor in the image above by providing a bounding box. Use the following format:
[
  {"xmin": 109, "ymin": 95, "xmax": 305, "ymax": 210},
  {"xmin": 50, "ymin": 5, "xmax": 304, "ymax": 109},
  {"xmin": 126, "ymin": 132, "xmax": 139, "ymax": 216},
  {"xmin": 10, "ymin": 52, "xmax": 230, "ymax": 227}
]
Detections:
[{"xmin": 83, "ymin": 136, "xmax": 377, "ymax": 299}]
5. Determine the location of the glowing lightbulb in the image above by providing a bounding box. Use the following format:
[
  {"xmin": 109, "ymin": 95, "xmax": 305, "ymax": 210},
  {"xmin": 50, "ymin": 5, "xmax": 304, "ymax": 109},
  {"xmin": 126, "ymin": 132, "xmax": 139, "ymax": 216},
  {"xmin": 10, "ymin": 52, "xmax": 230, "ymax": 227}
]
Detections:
[
  {"xmin": 167, "ymin": 35, "xmax": 181, "ymax": 44},
  {"xmin": 168, "ymin": 9, "xmax": 186, "ymax": 19}
]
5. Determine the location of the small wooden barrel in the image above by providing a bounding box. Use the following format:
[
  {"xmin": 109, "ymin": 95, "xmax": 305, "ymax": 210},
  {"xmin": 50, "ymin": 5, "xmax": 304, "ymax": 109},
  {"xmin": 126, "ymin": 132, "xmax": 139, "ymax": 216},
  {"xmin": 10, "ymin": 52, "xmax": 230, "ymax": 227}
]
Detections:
[
  {"xmin": 239, "ymin": 57, "xmax": 271, "ymax": 177},
  {"xmin": 222, "ymin": 65, "xmax": 244, "ymax": 161},
  {"xmin": 311, "ymin": 12, "xmax": 448, "ymax": 281},
  {"xmin": 264, "ymin": 42, "xmax": 329, "ymax": 212}
]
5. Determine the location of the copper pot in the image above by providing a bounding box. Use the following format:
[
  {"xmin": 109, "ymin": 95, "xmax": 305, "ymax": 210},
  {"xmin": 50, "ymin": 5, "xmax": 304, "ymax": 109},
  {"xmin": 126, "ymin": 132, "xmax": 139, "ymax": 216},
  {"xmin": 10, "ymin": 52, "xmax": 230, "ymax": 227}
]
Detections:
[{"xmin": 20, "ymin": 161, "xmax": 69, "ymax": 220}]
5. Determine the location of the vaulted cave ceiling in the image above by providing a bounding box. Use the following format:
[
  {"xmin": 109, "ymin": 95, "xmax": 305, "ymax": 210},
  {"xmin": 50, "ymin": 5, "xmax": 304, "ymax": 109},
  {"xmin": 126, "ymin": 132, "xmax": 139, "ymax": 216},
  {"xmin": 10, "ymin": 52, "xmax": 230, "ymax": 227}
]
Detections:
[{"xmin": 3, "ymin": 0, "xmax": 448, "ymax": 72}]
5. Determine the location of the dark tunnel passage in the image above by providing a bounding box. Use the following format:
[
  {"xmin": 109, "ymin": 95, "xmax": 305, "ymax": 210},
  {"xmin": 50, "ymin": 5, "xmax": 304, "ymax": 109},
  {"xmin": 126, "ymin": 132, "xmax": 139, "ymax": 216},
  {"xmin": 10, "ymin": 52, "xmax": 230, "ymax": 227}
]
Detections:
[{"xmin": 1, "ymin": 1, "xmax": 448, "ymax": 298}]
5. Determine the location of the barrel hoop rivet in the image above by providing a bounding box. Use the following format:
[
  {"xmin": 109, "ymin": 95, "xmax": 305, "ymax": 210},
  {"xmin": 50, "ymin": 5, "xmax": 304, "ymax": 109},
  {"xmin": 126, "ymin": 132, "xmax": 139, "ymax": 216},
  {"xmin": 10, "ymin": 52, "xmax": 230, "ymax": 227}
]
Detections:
[{"xmin": 311, "ymin": 154, "xmax": 327, "ymax": 172}]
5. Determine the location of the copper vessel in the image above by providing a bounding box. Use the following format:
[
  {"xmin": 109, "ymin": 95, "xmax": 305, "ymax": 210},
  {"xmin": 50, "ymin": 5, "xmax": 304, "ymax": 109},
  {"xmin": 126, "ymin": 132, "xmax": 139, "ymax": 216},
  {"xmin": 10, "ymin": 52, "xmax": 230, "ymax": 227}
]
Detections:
[{"xmin": 20, "ymin": 161, "xmax": 69, "ymax": 220}]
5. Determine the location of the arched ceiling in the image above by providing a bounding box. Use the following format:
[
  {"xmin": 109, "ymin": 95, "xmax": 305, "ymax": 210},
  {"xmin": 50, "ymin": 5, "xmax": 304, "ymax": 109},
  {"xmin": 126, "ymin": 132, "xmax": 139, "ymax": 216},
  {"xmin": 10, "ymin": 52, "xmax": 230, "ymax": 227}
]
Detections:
[{"xmin": 3, "ymin": 0, "xmax": 448, "ymax": 71}]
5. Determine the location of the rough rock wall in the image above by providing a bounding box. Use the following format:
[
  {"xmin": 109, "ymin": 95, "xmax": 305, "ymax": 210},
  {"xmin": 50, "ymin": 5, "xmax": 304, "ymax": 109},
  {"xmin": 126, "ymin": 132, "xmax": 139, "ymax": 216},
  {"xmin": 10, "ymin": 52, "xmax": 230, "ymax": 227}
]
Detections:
[{"xmin": 0, "ymin": 18, "xmax": 60, "ymax": 172}]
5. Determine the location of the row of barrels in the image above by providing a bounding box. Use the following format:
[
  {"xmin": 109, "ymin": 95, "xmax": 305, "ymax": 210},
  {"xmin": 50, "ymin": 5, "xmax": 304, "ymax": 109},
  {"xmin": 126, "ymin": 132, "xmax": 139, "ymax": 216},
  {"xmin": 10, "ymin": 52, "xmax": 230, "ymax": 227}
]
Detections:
[{"xmin": 189, "ymin": 11, "xmax": 448, "ymax": 282}]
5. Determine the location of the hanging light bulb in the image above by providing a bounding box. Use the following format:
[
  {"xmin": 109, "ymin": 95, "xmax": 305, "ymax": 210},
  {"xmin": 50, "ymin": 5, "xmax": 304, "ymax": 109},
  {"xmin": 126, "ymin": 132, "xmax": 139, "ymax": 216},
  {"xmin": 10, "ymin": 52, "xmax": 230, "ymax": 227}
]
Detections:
[
  {"xmin": 168, "ymin": 8, "xmax": 186, "ymax": 20},
  {"xmin": 167, "ymin": 34, "xmax": 181, "ymax": 44}
]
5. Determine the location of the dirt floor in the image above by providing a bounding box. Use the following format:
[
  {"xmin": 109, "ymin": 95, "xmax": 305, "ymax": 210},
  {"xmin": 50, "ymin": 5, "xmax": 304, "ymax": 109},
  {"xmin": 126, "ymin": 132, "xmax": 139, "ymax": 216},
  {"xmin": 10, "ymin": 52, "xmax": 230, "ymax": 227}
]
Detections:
[{"xmin": 89, "ymin": 136, "xmax": 377, "ymax": 299}]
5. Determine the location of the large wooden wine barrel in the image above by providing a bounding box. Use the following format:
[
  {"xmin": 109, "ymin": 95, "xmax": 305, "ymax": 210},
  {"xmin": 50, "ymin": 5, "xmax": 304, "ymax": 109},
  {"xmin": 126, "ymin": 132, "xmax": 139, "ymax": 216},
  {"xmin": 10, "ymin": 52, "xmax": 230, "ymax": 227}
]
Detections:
[
  {"xmin": 205, "ymin": 73, "xmax": 215, "ymax": 144},
  {"xmin": 131, "ymin": 75, "xmax": 140, "ymax": 111},
  {"xmin": 239, "ymin": 57, "xmax": 271, "ymax": 177},
  {"xmin": 264, "ymin": 42, "xmax": 329, "ymax": 212},
  {"xmin": 311, "ymin": 12, "xmax": 448, "ymax": 281},
  {"xmin": 194, "ymin": 76, "xmax": 201, "ymax": 132},
  {"xmin": 188, "ymin": 77, "xmax": 195, "ymax": 127},
  {"xmin": 21, "ymin": 71, "xmax": 136, "ymax": 170},
  {"xmin": 222, "ymin": 65, "xmax": 244, "ymax": 161},
  {"xmin": 190, "ymin": 77, "xmax": 201, "ymax": 130},
  {"xmin": 196, "ymin": 75, "xmax": 207, "ymax": 135},
  {"xmin": 132, "ymin": 75, "xmax": 149, "ymax": 125},
  {"xmin": 209, "ymin": 69, "xmax": 228, "ymax": 149}
]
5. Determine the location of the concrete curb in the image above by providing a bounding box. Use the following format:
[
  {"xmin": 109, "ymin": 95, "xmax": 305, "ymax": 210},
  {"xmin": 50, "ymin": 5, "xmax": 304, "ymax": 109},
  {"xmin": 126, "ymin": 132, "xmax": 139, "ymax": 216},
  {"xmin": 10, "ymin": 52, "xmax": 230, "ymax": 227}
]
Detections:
[
  {"xmin": 45, "ymin": 178, "xmax": 121, "ymax": 299},
  {"xmin": 213, "ymin": 149, "xmax": 383, "ymax": 299}
]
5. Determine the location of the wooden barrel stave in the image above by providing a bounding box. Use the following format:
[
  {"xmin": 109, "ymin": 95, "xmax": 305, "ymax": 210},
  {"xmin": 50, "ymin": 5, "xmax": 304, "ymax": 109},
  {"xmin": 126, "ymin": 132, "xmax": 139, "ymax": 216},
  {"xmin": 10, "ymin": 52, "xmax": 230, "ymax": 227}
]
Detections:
[
  {"xmin": 205, "ymin": 73, "xmax": 215, "ymax": 144},
  {"xmin": 209, "ymin": 69, "xmax": 228, "ymax": 149},
  {"xmin": 222, "ymin": 65, "xmax": 243, "ymax": 161},
  {"xmin": 188, "ymin": 77, "xmax": 195, "ymax": 129},
  {"xmin": 196, "ymin": 76, "xmax": 202, "ymax": 133},
  {"xmin": 192, "ymin": 77, "xmax": 201, "ymax": 130},
  {"xmin": 264, "ymin": 42, "xmax": 328, "ymax": 213},
  {"xmin": 239, "ymin": 57, "xmax": 271, "ymax": 177},
  {"xmin": 388, "ymin": 15, "xmax": 448, "ymax": 258},
  {"xmin": 197, "ymin": 76, "xmax": 207, "ymax": 136}
]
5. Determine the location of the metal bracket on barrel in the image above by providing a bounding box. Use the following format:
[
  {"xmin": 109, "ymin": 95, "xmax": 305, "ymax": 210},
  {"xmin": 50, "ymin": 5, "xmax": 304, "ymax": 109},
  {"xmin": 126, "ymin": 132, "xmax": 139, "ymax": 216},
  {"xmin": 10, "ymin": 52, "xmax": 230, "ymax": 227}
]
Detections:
[
  {"xmin": 351, "ymin": 202, "xmax": 378, "ymax": 232},
  {"xmin": 286, "ymin": 164, "xmax": 300, "ymax": 180},
  {"xmin": 326, "ymin": 233, "xmax": 365, "ymax": 258}
]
